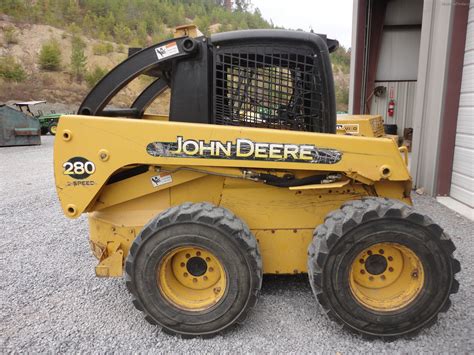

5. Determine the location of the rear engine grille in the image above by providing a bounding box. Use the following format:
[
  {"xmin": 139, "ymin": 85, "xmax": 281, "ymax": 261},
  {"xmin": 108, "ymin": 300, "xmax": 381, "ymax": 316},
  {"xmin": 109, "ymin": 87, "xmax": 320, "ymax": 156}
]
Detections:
[{"xmin": 370, "ymin": 116, "xmax": 385, "ymax": 137}]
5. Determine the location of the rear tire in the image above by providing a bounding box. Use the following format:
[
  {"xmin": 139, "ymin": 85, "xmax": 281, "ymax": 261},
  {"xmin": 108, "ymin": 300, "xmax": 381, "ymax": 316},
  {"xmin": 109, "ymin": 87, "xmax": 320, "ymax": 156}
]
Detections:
[
  {"xmin": 48, "ymin": 122, "xmax": 57, "ymax": 135},
  {"xmin": 125, "ymin": 202, "xmax": 262, "ymax": 338},
  {"xmin": 308, "ymin": 197, "xmax": 460, "ymax": 339}
]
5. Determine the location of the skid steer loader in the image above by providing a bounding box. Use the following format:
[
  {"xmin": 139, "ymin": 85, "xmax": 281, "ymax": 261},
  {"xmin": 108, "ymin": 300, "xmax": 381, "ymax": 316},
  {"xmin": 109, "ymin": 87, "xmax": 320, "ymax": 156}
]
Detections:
[{"xmin": 53, "ymin": 28, "xmax": 459, "ymax": 339}]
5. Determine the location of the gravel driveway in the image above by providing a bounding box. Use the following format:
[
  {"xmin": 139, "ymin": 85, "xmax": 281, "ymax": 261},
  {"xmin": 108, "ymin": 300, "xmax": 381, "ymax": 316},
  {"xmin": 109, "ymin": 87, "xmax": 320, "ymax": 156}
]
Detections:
[{"xmin": 1, "ymin": 136, "xmax": 473, "ymax": 353}]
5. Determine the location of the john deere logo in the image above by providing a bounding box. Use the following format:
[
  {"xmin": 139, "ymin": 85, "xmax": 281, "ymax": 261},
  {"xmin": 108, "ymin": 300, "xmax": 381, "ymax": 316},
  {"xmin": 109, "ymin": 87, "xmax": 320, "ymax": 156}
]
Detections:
[{"xmin": 146, "ymin": 136, "xmax": 342, "ymax": 164}]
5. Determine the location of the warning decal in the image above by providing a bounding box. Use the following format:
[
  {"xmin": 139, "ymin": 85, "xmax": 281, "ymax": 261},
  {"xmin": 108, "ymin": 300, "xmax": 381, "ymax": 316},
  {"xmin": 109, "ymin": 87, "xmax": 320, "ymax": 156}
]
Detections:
[
  {"xmin": 151, "ymin": 174, "xmax": 173, "ymax": 188},
  {"xmin": 155, "ymin": 42, "xmax": 180, "ymax": 60}
]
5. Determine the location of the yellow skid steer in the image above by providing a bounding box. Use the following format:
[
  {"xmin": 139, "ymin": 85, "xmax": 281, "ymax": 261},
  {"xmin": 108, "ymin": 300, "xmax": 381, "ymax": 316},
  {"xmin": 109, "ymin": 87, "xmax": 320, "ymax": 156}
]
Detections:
[{"xmin": 54, "ymin": 29, "xmax": 459, "ymax": 339}]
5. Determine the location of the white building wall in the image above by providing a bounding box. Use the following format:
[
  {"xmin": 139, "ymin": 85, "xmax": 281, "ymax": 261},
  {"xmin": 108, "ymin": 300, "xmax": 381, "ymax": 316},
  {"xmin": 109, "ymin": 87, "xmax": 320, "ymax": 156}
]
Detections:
[
  {"xmin": 450, "ymin": 3, "xmax": 474, "ymax": 207},
  {"xmin": 410, "ymin": 0, "xmax": 454, "ymax": 194}
]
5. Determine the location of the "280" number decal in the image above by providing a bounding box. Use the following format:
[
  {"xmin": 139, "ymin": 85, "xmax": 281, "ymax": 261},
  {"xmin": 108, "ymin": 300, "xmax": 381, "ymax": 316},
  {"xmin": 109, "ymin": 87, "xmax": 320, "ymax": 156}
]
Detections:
[{"xmin": 63, "ymin": 157, "xmax": 96, "ymax": 180}]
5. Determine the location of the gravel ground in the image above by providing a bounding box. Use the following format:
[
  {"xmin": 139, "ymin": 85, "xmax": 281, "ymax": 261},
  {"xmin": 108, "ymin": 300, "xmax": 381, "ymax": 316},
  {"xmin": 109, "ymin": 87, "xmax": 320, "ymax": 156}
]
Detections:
[{"xmin": 1, "ymin": 136, "xmax": 473, "ymax": 353}]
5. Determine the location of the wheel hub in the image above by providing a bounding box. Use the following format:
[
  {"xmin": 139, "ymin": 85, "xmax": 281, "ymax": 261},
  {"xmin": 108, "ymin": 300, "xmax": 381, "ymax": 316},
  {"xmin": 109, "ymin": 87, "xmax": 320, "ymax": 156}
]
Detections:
[
  {"xmin": 186, "ymin": 256, "xmax": 207, "ymax": 277},
  {"xmin": 349, "ymin": 242, "xmax": 424, "ymax": 311},
  {"xmin": 157, "ymin": 246, "xmax": 226, "ymax": 311},
  {"xmin": 364, "ymin": 254, "xmax": 387, "ymax": 275}
]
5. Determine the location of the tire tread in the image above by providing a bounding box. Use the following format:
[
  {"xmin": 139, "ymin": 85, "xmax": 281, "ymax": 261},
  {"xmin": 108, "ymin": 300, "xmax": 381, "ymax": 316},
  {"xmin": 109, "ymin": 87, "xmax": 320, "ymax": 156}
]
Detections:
[
  {"xmin": 125, "ymin": 202, "xmax": 262, "ymax": 338},
  {"xmin": 307, "ymin": 197, "xmax": 460, "ymax": 339}
]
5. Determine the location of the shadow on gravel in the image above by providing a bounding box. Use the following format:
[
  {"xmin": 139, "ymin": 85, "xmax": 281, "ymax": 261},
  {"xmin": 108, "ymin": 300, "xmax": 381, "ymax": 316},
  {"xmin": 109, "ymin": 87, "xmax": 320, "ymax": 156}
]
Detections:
[{"xmin": 261, "ymin": 274, "xmax": 312, "ymax": 294}]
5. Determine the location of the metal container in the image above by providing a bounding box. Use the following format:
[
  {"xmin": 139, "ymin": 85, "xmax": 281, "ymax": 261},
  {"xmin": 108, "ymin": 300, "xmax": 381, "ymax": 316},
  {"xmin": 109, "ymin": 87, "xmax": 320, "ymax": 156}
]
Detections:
[{"xmin": 0, "ymin": 104, "xmax": 41, "ymax": 147}]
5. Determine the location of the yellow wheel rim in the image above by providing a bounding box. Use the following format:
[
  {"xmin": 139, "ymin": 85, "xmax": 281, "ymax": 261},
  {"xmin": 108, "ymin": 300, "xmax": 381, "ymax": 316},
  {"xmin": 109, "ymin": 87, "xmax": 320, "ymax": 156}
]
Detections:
[
  {"xmin": 157, "ymin": 246, "xmax": 226, "ymax": 311},
  {"xmin": 51, "ymin": 125, "xmax": 57, "ymax": 134},
  {"xmin": 349, "ymin": 242, "xmax": 424, "ymax": 311}
]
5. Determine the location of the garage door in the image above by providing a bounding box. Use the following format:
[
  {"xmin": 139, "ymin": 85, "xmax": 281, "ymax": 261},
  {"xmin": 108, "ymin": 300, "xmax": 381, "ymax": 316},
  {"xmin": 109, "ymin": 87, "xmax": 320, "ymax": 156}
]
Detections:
[{"xmin": 450, "ymin": 3, "xmax": 474, "ymax": 207}]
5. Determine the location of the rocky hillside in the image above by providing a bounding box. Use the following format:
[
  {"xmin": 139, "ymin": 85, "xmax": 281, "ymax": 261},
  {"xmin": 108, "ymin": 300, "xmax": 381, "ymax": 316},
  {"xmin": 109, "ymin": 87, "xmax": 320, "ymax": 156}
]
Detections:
[
  {"xmin": 0, "ymin": 1, "xmax": 350, "ymax": 114},
  {"xmin": 0, "ymin": 15, "xmax": 168, "ymax": 114}
]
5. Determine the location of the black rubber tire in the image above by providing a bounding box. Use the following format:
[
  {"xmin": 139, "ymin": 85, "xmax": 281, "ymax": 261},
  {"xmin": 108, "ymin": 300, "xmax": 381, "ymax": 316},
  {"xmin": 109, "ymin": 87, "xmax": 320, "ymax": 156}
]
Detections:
[
  {"xmin": 48, "ymin": 122, "xmax": 57, "ymax": 135},
  {"xmin": 125, "ymin": 202, "xmax": 262, "ymax": 338},
  {"xmin": 308, "ymin": 197, "xmax": 460, "ymax": 339},
  {"xmin": 40, "ymin": 127, "xmax": 48, "ymax": 135}
]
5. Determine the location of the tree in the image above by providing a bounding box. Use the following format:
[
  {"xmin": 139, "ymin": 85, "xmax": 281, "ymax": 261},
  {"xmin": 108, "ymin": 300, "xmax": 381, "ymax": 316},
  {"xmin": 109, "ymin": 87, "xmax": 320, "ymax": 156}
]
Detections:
[
  {"xmin": 114, "ymin": 23, "xmax": 133, "ymax": 44},
  {"xmin": 235, "ymin": 0, "xmax": 250, "ymax": 12},
  {"xmin": 64, "ymin": 0, "xmax": 80, "ymax": 23},
  {"xmin": 85, "ymin": 66, "xmax": 108, "ymax": 88},
  {"xmin": 70, "ymin": 35, "xmax": 87, "ymax": 82},
  {"xmin": 4, "ymin": 26, "xmax": 19, "ymax": 44},
  {"xmin": 0, "ymin": 56, "xmax": 27, "ymax": 82},
  {"xmin": 195, "ymin": 16, "xmax": 211, "ymax": 36},
  {"xmin": 2, "ymin": 0, "xmax": 275, "ymax": 45},
  {"xmin": 38, "ymin": 38, "xmax": 61, "ymax": 71}
]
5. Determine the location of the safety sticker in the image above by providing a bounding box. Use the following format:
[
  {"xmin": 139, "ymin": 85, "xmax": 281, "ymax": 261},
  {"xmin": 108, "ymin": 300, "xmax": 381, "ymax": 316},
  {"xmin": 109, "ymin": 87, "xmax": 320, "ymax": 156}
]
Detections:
[
  {"xmin": 151, "ymin": 174, "xmax": 173, "ymax": 188},
  {"xmin": 155, "ymin": 42, "xmax": 179, "ymax": 60},
  {"xmin": 336, "ymin": 123, "xmax": 360, "ymax": 134}
]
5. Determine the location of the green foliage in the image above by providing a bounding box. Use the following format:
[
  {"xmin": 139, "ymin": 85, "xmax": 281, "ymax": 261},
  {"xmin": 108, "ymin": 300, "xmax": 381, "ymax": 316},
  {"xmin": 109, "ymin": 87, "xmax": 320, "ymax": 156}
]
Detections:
[
  {"xmin": 329, "ymin": 46, "xmax": 351, "ymax": 111},
  {"xmin": 92, "ymin": 42, "xmax": 114, "ymax": 55},
  {"xmin": 1, "ymin": 1, "xmax": 273, "ymax": 45},
  {"xmin": 39, "ymin": 39, "xmax": 62, "ymax": 71},
  {"xmin": 116, "ymin": 44, "xmax": 126, "ymax": 54},
  {"xmin": 70, "ymin": 35, "xmax": 87, "ymax": 81},
  {"xmin": 0, "ymin": 56, "xmax": 27, "ymax": 82},
  {"xmin": 331, "ymin": 46, "xmax": 351, "ymax": 74},
  {"xmin": 235, "ymin": 0, "xmax": 251, "ymax": 12},
  {"xmin": 335, "ymin": 84, "xmax": 349, "ymax": 112},
  {"xmin": 85, "ymin": 66, "xmax": 108, "ymax": 88},
  {"xmin": 114, "ymin": 23, "xmax": 133, "ymax": 44},
  {"xmin": 66, "ymin": 23, "xmax": 82, "ymax": 36},
  {"xmin": 4, "ymin": 26, "xmax": 19, "ymax": 44},
  {"xmin": 195, "ymin": 16, "xmax": 212, "ymax": 36}
]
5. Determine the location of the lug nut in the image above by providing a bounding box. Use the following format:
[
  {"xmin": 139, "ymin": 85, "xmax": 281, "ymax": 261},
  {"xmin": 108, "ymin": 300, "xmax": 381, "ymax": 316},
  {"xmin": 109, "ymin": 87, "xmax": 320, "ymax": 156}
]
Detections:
[
  {"xmin": 206, "ymin": 257, "xmax": 211, "ymax": 262},
  {"xmin": 360, "ymin": 270, "xmax": 365, "ymax": 274},
  {"xmin": 213, "ymin": 287, "xmax": 221, "ymax": 293},
  {"xmin": 196, "ymin": 251, "xmax": 201, "ymax": 256},
  {"xmin": 209, "ymin": 267, "xmax": 214, "ymax": 272},
  {"xmin": 193, "ymin": 278, "xmax": 198, "ymax": 283},
  {"xmin": 203, "ymin": 276, "xmax": 208, "ymax": 281},
  {"xmin": 388, "ymin": 256, "xmax": 393, "ymax": 261},
  {"xmin": 367, "ymin": 250, "xmax": 373, "ymax": 256},
  {"xmin": 359, "ymin": 258, "xmax": 364, "ymax": 264},
  {"xmin": 379, "ymin": 249, "xmax": 384, "ymax": 254},
  {"xmin": 381, "ymin": 275, "xmax": 386, "ymax": 280},
  {"xmin": 183, "ymin": 272, "xmax": 188, "ymax": 277},
  {"xmin": 388, "ymin": 267, "xmax": 394, "ymax": 272},
  {"xmin": 369, "ymin": 276, "xmax": 374, "ymax": 281},
  {"xmin": 180, "ymin": 262, "xmax": 185, "ymax": 267},
  {"xmin": 411, "ymin": 270, "xmax": 418, "ymax": 278},
  {"xmin": 185, "ymin": 253, "xmax": 190, "ymax": 258}
]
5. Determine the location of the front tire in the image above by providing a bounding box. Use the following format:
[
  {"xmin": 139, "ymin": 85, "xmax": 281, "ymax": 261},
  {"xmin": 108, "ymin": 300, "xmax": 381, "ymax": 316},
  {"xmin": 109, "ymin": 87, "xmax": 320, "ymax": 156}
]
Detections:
[
  {"xmin": 125, "ymin": 202, "xmax": 262, "ymax": 338},
  {"xmin": 308, "ymin": 197, "xmax": 460, "ymax": 338}
]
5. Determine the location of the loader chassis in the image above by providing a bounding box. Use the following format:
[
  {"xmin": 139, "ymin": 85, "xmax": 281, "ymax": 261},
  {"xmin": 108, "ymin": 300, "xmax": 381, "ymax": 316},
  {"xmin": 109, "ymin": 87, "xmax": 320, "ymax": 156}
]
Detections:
[
  {"xmin": 54, "ymin": 29, "xmax": 458, "ymax": 339},
  {"xmin": 55, "ymin": 115, "xmax": 411, "ymax": 276}
]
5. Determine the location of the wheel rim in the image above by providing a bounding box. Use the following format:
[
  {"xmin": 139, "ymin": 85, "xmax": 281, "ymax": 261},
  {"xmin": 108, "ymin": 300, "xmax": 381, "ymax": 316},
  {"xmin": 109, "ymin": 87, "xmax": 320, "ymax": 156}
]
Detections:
[
  {"xmin": 349, "ymin": 242, "xmax": 424, "ymax": 311},
  {"xmin": 50, "ymin": 125, "xmax": 57, "ymax": 134},
  {"xmin": 157, "ymin": 246, "xmax": 226, "ymax": 311}
]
